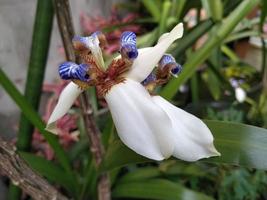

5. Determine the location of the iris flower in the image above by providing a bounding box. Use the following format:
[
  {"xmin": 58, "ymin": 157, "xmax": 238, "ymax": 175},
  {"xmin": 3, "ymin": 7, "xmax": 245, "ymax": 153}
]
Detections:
[{"xmin": 46, "ymin": 23, "xmax": 220, "ymax": 161}]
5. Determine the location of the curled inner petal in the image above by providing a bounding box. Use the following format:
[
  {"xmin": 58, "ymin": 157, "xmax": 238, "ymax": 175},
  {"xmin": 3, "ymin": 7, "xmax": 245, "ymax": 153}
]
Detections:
[
  {"xmin": 87, "ymin": 35, "xmax": 106, "ymax": 70},
  {"xmin": 72, "ymin": 33, "xmax": 106, "ymax": 70},
  {"xmin": 125, "ymin": 23, "xmax": 184, "ymax": 82},
  {"xmin": 170, "ymin": 64, "xmax": 182, "ymax": 76},
  {"xmin": 158, "ymin": 54, "xmax": 182, "ymax": 77},
  {"xmin": 158, "ymin": 54, "xmax": 176, "ymax": 67},
  {"xmin": 141, "ymin": 72, "xmax": 156, "ymax": 86},
  {"xmin": 92, "ymin": 31, "xmax": 108, "ymax": 49},
  {"xmin": 120, "ymin": 31, "xmax": 138, "ymax": 60},
  {"xmin": 59, "ymin": 62, "xmax": 90, "ymax": 81}
]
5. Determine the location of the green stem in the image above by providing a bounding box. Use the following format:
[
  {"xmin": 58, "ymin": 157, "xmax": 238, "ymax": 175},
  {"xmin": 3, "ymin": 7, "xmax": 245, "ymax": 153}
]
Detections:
[
  {"xmin": 141, "ymin": 0, "xmax": 161, "ymax": 22},
  {"xmin": 158, "ymin": 0, "xmax": 171, "ymax": 36},
  {"xmin": 16, "ymin": 0, "xmax": 54, "ymax": 151},
  {"xmin": 173, "ymin": 19, "xmax": 214, "ymax": 61},
  {"xmin": 6, "ymin": 0, "xmax": 61, "ymax": 198}
]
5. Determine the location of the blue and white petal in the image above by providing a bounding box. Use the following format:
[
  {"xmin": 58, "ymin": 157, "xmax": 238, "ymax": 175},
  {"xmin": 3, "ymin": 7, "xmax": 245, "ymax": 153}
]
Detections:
[
  {"xmin": 141, "ymin": 72, "xmax": 156, "ymax": 86},
  {"xmin": 125, "ymin": 23, "xmax": 184, "ymax": 82},
  {"xmin": 59, "ymin": 62, "xmax": 90, "ymax": 81},
  {"xmin": 46, "ymin": 82, "xmax": 83, "ymax": 134},
  {"xmin": 152, "ymin": 96, "xmax": 220, "ymax": 161},
  {"xmin": 170, "ymin": 64, "xmax": 182, "ymax": 76},
  {"xmin": 72, "ymin": 36, "xmax": 89, "ymax": 47},
  {"xmin": 159, "ymin": 54, "xmax": 182, "ymax": 77},
  {"xmin": 73, "ymin": 33, "xmax": 105, "ymax": 70},
  {"xmin": 120, "ymin": 31, "xmax": 138, "ymax": 60},
  {"xmin": 158, "ymin": 54, "xmax": 176, "ymax": 67},
  {"xmin": 105, "ymin": 79, "xmax": 175, "ymax": 160}
]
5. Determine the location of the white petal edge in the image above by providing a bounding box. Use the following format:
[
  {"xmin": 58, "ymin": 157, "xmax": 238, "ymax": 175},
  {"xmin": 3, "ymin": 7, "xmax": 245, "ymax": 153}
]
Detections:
[
  {"xmin": 46, "ymin": 82, "xmax": 83, "ymax": 134},
  {"xmin": 87, "ymin": 35, "xmax": 105, "ymax": 70},
  {"xmin": 105, "ymin": 79, "xmax": 175, "ymax": 160},
  {"xmin": 152, "ymin": 96, "xmax": 221, "ymax": 162},
  {"xmin": 125, "ymin": 23, "xmax": 184, "ymax": 82},
  {"xmin": 235, "ymin": 87, "xmax": 246, "ymax": 103}
]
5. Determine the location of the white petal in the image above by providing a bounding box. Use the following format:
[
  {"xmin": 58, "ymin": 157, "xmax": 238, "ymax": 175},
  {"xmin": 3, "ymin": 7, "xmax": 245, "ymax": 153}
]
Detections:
[
  {"xmin": 87, "ymin": 35, "xmax": 105, "ymax": 70},
  {"xmin": 125, "ymin": 23, "xmax": 184, "ymax": 82},
  {"xmin": 46, "ymin": 82, "xmax": 83, "ymax": 134},
  {"xmin": 152, "ymin": 96, "xmax": 220, "ymax": 161},
  {"xmin": 235, "ymin": 87, "xmax": 246, "ymax": 103},
  {"xmin": 105, "ymin": 79, "xmax": 175, "ymax": 160}
]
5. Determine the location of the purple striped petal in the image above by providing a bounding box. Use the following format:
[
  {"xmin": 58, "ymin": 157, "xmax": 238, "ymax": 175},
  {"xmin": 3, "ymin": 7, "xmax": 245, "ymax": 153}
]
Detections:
[
  {"xmin": 120, "ymin": 31, "xmax": 138, "ymax": 60},
  {"xmin": 59, "ymin": 62, "xmax": 90, "ymax": 81},
  {"xmin": 159, "ymin": 54, "xmax": 182, "ymax": 76}
]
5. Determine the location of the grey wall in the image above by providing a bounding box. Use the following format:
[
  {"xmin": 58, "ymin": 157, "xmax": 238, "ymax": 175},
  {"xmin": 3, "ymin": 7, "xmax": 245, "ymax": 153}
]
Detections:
[{"xmin": 0, "ymin": 0, "xmax": 124, "ymax": 136}]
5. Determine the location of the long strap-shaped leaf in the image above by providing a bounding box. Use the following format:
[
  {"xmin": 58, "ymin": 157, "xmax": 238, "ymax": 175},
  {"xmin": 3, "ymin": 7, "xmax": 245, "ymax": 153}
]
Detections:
[
  {"xmin": 112, "ymin": 179, "xmax": 213, "ymax": 200},
  {"xmin": 16, "ymin": 0, "xmax": 54, "ymax": 151},
  {"xmin": 161, "ymin": 0, "xmax": 260, "ymax": 100},
  {"xmin": 100, "ymin": 120, "xmax": 267, "ymax": 171}
]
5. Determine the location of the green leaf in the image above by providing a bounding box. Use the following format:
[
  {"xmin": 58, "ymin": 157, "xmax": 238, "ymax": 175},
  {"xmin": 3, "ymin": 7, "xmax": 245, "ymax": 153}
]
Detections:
[
  {"xmin": 172, "ymin": 0, "xmax": 186, "ymax": 19},
  {"xmin": 202, "ymin": 0, "xmax": 223, "ymax": 21},
  {"xmin": 101, "ymin": 120, "xmax": 267, "ymax": 171},
  {"xmin": 260, "ymin": 0, "xmax": 267, "ymax": 29},
  {"xmin": 79, "ymin": 160, "xmax": 97, "ymax": 200},
  {"xmin": 172, "ymin": 19, "xmax": 214, "ymax": 61},
  {"xmin": 137, "ymin": 28, "xmax": 158, "ymax": 48},
  {"xmin": 17, "ymin": 0, "xmax": 54, "ymax": 151},
  {"xmin": 141, "ymin": 0, "xmax": 161, "ymax": 22},
  {"xmin": 158, "ymin": 0, "xmax": 171, "ymax": 36},
  {"xmin": 118, "ymin": 167, "xmax": 161, "ymax": 183},
  {"xmin": 225, "ymin": 30, "xmax": 259, "ymax": 43},
  {"xmin": 20, "ymin": 152, "xmax": 77, "ymax": 194},
  {"xmin": 100, "ymin": 140, "xmax": 149, "ymax": 172},
  {"xmin": 161, "ymin": 0, "xmax": 260, "ymax": 100},
  {"xmin": 202, "ymin": 68, "xmax": 221, "ymax": 100},
  {"xmin": 112, "ymin": 179, "xmax": 213, "ymax": 200}
]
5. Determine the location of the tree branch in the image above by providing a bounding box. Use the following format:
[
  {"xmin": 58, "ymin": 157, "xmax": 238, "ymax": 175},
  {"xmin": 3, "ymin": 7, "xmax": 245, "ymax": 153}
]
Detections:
[
  {"xmin": 0, "ymin": 137, "xmax": 68, "ymax": 200},
  {"xmin": 53, "ymin": 0, "xmax": 110, "ymax": 199}
]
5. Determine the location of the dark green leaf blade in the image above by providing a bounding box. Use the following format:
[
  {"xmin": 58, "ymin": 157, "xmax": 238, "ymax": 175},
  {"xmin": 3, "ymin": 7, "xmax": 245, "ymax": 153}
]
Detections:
[
  {"xmin": 112, "ymin": 179, "xmax": 213, "ymax": 200},
  {"xmin": 204, "ymin": 120, "xmax": 267, "ymax": 169}
]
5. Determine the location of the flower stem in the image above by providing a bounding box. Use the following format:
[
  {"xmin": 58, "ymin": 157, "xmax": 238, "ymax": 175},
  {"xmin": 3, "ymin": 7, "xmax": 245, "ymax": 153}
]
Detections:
[{"xmin": 53, "ymin": 0, "xmax": 110, "ymax": 199}]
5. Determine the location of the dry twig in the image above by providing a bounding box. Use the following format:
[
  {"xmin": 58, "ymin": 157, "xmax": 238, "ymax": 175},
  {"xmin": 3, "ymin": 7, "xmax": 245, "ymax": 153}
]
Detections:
[{"xmin": 0, "ymin": 137, "xmax": 68, "ymax": 200}]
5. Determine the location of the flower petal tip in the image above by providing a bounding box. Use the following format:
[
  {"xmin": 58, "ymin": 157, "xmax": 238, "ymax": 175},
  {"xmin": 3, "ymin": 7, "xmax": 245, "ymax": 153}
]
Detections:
[
  {"xmin": 169, "ymin": 23, "xmax": 184, "ymax": 41},
  {"xmin": 205, "ymin": 144, "xmax": 221, "ymax": 158},
  {"xmin": 45, "ymin": 122, "xmax": 59, "ymax": 135},
  {"xmin": 172, "ymin": 23, "xmax": 184, "ymax": 38},
  {"xmin": 211, "ymin": 148, "xmax": 221, "ymax": 157}
]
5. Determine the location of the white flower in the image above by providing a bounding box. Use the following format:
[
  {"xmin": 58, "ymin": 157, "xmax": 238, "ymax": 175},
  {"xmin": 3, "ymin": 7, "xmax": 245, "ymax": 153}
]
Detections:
[
  {"xmin": 230, "ymin": 78, "xmax": 247, "ymax": 103},
  {"xmin": 235, "ymin": 87, "xmax": 246, "ymax": 103},
  {"xmin": 47, "ymin": 23, "xmax": 220, "ymax": 161}
]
